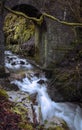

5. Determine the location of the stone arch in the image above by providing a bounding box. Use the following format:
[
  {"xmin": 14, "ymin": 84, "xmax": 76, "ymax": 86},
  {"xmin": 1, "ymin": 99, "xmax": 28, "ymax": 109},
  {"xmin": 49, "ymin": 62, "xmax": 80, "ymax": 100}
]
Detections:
[
  {"xmin": 4, "ymin": 0, "xmax": 77, "ymax": 69},
  {"xmin": 11, "ymin": 4, "xmax": 42, "ymax": 18},
  {"xmin": 4, "ymin": 2, "xmax": 47, "ymax": 66}
]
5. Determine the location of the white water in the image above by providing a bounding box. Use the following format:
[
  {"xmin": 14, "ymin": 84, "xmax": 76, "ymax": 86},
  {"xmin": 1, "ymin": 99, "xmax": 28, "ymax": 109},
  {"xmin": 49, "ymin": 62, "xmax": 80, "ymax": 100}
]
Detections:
[
  {"xmin": 5, "ymin": 51, "xmax": 33, "ymax": 70},
  {"xmin": 5, "ymin": 51, "xmax": 82, "ymax": 130}
]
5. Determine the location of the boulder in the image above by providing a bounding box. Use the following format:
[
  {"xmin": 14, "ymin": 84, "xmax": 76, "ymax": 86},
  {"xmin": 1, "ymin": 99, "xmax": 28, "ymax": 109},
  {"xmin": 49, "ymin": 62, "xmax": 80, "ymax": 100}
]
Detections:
[{"xmin": 44, "ymin": 117, "xmax": 69, "ymax": 130}]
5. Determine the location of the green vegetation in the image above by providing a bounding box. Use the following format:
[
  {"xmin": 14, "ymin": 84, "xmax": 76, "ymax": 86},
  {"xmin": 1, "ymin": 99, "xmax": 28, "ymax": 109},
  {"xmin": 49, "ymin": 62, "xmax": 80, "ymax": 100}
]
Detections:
[
  {"xmin": 46, "ymin": 126, "xmax": 67, "ymax": 130},
  {"xmin": 0, "ymin": 88, "xmax": 8, "ymax": 99},
  {"xmin": 4, "ymin": 13, "xmax": 35, "ymax": 45}
]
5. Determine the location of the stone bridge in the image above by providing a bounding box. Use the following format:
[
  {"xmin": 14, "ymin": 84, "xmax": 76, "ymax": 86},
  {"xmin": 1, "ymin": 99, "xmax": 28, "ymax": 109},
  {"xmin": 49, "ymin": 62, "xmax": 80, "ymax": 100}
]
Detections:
[
  {"xmin": 3, "ymin": 0, "xmax": 81, "ymax": 68},
  {"xmin": 0, "ymin": 0, "xmax": 82, "ymax": 101}
]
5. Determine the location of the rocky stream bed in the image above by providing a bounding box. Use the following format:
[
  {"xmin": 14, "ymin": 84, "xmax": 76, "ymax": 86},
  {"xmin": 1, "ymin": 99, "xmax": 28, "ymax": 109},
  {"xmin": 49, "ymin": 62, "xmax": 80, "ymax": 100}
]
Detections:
[{"xmin": 0, "ymin": 50, "xmax": 82, "ymax": 130}]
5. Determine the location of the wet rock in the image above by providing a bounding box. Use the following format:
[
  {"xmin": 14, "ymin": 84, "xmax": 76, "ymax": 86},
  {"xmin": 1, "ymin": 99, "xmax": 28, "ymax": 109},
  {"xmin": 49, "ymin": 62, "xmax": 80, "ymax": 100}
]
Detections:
[
  {"xmin": 44, "ymin": 117, "xmax": 69, "ymax": 130},
  {"xmin": 10, "ymin": 84, "xmax": 19, "ymax": 91},
  {"xmin": 5, "ymin": 68, "xmax": 9, "ymax": 73},
  {"xmin": 34, "ymin": 72, "xmax": 40, "ymax": 78},
  {"xmin": 10, "ymin": 72, "xmax": 25, "ymax": 81},
  {"xmin": 0, "ymin": 78, "xmax": 19, "ymax": 91},
  {"xmin": 20, "ymin": 60, "xmax": 25, "ymax": 65},
  {"xmin": 7, "ymin": 91, "xmax": 29, "ymax": 102},
  {"xmin": 29, "ymin": 93, "xmax": 38, "ymax": 105},
  {"xmin": 21, "ymin": 37, "xmax": 35, "ymax": 57},
  {"xmin": 37, "ymin": 79, "xmax": 45, "ymax": 84},
  {"xmin": 7, "ymin": 91, "xmax": 36, "ymax": 124},
  {"xmin": 9, "ymin": 57, "xmax": 13, "ymax": 62},
  {"xmin": 11, "ymin": 62, "xmax": 16, "ymax": 65}
]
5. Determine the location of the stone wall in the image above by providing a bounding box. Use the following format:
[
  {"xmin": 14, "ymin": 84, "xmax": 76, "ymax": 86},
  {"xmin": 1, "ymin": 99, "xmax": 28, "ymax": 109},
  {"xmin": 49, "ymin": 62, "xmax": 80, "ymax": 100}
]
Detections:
[{"xmin": 42, "ymin": 0, "xmax": 78, "ymax": 68}]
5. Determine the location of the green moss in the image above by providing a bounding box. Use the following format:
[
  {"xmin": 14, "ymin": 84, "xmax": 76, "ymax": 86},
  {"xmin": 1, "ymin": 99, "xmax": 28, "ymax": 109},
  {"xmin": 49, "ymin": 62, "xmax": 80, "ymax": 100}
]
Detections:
[
  {"xmin": 4, "ymin": 13, "xmax": 35, "ymax": 45},
  {"xmin": 46, "ymin": 126, "xmax": 67, "ymax": 130},
  {"xmin": 34, "ymin": 54, "xmax": 40, "ymax": 64},
  {"xmin": 56, "ymin": 73, "xmax": 70, "ymax": 82},
  {"xmin": 12, "ymin": 102, "xmax": 34, "ymax": 130},
  {"xmin": 0, "ymin": 89, "xmax": 8, "ymax": 99},
  {"xmin": 46, "ymin": 122, "xmax": 69, "ymax": 130},
  {"xmin": 6, "ymin": 44, "xmax": 20, "ymax": 54},
  {"xmin": 54, "ymin": 126, "xmax": 67, "ymax": 130},
  {"xmin": 12, "ymin": 102, "xmax": 28, "ymax": 121},
  {"xmin": 19, "ymin": 123, "xmax": 34, "ymax": 130}
]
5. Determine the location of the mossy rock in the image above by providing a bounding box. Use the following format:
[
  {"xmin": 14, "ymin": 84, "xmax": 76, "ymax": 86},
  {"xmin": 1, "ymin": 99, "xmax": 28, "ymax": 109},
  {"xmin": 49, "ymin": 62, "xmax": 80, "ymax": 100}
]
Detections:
[
  {"xmin": 11, "ymin": 99, "xmax": 34, "ymax": 130},
  {"xmin": 6, "ymin": 44, "xmax": 20, "ymax": 54},
  {"xmin": 44, "ymin": 117, "xmax": 69, "ymax": 130},
  {"xmin": 19, "ymin": 123, "xmax": 34, "ymax": 130},
  {"xmin": 46, "ymin": 126, "xmax": 68, "ymax": 130},
  {"xmin": 0, "ymin": 89, "xmax": 8, "ymax": 99},
  {"xmin": 4, "ymin": 13, "xmax": 35, "ymax": 45},
  {"xmin": 12, "ymin": 104, "xmax": 27, "ymax": 119}
]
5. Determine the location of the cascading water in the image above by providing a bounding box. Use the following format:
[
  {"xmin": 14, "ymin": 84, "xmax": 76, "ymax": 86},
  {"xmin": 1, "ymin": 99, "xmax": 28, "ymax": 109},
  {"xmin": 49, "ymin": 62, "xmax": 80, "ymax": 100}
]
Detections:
[{"xmin": 5, "ymin": 51, "xmax": 82, "ymax": 130}]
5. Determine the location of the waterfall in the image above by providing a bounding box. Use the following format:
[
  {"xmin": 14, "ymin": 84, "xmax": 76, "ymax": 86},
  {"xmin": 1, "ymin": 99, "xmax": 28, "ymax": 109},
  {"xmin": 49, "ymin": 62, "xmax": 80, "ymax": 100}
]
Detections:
[{"xmin": 5, "ymin": 51, "xmax": 82, "ymax": 130}]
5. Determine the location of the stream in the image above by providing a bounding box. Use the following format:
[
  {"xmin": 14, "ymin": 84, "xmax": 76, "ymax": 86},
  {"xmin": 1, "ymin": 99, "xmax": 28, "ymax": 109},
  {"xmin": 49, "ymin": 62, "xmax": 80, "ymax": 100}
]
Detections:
[{"xmin": 5, "ymin": 51, "xmax": 82, "ymax": 130}]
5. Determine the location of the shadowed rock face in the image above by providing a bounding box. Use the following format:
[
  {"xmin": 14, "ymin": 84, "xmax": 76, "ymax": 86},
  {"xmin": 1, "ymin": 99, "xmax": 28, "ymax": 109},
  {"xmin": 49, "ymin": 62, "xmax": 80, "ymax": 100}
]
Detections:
[
  {"xmin": 47, "ymin": 41, "xmax": 82, "ymax": 102},
  {"xmin": 21, "ymin": 37, "xmax": 35, "ymax": 56}
]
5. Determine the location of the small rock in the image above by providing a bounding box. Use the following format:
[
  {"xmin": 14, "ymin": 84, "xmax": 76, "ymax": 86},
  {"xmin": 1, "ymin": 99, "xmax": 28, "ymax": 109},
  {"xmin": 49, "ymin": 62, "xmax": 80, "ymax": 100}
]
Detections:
[
  {"xmin": 37, "ymin": 80, "xmax": 45, "ymax": 84},
  {"xmin": 29, "ymin": 93, "xmax": 38, "ymax": 104},
  {"xmin": 44, "ymin": 116, "xmax": 69, "ymax": 130},
  {"xmin": 20, "ymin": 60, "xmax": 25, "ymax": 65},
  {"xmin": 11, "ymin": 62, "xmax": 16, "ymax": 65},
  {"xmin": 34, "ymin": 72, "xmax": 40, "ymax": 78},
  {"xmin": 10, "ymin": 73, "xmax": 25, "ymax": 80}
]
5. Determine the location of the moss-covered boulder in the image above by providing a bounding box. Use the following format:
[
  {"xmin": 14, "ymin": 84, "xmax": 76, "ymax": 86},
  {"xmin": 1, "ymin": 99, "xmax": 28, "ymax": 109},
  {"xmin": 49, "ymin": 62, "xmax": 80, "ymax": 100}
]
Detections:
[
  {"xmin": 0, "ymin": 88, "xmax": 9, "ymax": 99},
  {"xmin": 0, "ymin": 88, "xmax": 34, "ymax": 130},
  {"xmin": 44, "ymin": 117, "xmax": 69, "ymax": 130},
  {"xmin": 4, "ymin": 13, "xmax": 35, "ymax": 56}
]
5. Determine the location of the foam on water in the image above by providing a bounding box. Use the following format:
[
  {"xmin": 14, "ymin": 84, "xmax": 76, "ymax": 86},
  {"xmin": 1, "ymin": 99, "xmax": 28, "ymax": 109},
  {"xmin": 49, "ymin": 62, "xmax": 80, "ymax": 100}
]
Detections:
[
  {"xmin": 5, "ymin": 51, "xmax": 33, "ymax": 70},
  {"xmin": 11, "ymin": 75, "xmax": 82, "ymax": 130}
]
